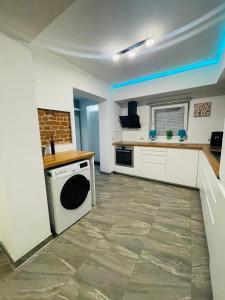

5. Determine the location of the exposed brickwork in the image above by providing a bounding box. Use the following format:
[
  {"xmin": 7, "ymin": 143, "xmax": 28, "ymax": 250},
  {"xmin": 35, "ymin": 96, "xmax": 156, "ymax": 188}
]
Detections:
[{"xmin": 38, "ymin": 108, "xmax": 72, "ymax": 145}]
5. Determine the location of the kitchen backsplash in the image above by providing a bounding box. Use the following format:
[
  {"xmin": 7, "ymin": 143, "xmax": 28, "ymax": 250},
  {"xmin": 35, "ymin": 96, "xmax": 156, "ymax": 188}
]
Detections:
[{"xmin": 38, "ymin": 108, "xmax": 72, "ymax": 145}]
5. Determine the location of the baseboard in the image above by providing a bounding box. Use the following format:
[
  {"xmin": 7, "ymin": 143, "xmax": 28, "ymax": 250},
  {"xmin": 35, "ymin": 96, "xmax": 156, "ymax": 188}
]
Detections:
[{"xmin": 1, "ymin": 235, "xmax": 53, "ymax": 269}]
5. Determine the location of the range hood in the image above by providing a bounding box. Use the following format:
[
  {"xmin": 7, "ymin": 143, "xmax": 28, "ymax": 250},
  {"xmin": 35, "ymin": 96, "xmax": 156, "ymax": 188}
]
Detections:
[{"xmin": 119, "ymin": 101, "xmax": 141, "ymax": 128}]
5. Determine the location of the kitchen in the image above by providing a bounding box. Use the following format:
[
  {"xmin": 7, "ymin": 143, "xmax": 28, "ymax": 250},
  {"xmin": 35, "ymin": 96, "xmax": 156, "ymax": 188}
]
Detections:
[{"xmin": 1, "ymin": 1, "xmax": 225, "ymax": 300}]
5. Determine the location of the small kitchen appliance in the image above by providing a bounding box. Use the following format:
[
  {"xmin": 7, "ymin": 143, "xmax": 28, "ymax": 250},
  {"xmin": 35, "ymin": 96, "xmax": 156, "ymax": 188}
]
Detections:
[{"xmin": 210, "ymin": 131, "xmax": 223, "ymax": 147}]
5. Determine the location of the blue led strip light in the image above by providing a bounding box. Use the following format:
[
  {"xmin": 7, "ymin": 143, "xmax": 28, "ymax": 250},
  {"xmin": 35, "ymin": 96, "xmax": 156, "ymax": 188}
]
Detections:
[{"xmin": 112, "ymin": 34, "xmax": 225, "ymax": 89}]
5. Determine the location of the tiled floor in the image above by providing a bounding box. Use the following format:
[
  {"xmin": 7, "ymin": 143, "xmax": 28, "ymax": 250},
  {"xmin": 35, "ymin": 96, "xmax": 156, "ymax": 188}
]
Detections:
[{"xmin": 0, "ymin": 171, "xmax": 212, "ymax": 299}]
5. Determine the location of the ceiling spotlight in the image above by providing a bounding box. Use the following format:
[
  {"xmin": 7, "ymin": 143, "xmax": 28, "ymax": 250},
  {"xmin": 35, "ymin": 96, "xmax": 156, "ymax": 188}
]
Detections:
[
  {"xmin": 113, "ymin": 54, "xmax": 120, "ymax": 61},
  {"xmin": 128, "ymin": 49, "xmax": 136, "ymax": 58},
  {"xmin": 145, "ymin": 38, "xmax": 155, "ymax": 47}
]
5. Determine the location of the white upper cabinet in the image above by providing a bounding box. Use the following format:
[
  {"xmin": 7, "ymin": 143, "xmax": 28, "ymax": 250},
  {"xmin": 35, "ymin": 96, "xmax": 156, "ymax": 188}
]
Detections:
[{"xmin": 166, "ymin": 149, "xmax": 199, "ymax": 187}]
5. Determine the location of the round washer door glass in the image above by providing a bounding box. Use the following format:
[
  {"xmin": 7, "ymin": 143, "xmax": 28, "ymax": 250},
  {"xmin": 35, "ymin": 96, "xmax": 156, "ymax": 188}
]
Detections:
[{"xmin": 60, "ymin": 174, "xmax": 90, "ymax": 210}]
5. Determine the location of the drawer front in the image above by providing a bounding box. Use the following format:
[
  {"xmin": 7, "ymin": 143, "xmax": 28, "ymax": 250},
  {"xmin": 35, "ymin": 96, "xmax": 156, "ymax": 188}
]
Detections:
[
  {"xmin": 141, "ymin": 147, "xmax": 167, "ymax": 154},
  {"xmin": 140, "ymin": 162, "xmax": 166, "ymax": 181},
  {"xmin": 114, "ymin": 165, "xmax": 134, "ymax": 175},
  {"xmin": 141, "ymin": 154, "xmax": 167, "ymax": 164}
]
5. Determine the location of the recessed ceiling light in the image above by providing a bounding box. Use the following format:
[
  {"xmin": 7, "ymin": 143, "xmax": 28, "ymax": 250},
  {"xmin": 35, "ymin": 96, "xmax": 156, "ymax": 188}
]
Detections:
[
  {"xmin": 145, "ymin": 38, "xmax": 155, "ymax": 47},
  {"xmin": 128, "ymin": 49, "xmax": 136, "ymax": 58},
  {"xmin": 113, "ymin": 54, "xmax": 120, "ymax": 61}
]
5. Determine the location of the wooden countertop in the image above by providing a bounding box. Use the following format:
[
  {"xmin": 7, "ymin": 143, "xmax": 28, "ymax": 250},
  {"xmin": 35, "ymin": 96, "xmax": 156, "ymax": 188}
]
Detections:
[
  {"xmin": 113, "ymin": 141, "xmax": 220, "ymax": 178},
  {"xmin": 43, "ymin": 150, "xmax": 95, "ymax": 169}
]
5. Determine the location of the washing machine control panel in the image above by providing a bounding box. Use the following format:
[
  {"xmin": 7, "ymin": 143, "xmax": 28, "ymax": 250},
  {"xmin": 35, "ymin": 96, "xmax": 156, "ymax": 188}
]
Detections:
[
  {"xmin": 49, "ymin": 160, "xmax": 90, "ymax": 179},
  {"xmin": 55, "ymin": 168, "xmax": 71, "ymax": 178}
]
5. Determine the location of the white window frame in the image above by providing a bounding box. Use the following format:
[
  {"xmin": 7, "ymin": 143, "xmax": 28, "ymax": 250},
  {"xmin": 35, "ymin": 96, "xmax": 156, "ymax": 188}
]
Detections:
[{"xmin": 151, "ymin": 103, "xmax": 189, "ymax": 138}]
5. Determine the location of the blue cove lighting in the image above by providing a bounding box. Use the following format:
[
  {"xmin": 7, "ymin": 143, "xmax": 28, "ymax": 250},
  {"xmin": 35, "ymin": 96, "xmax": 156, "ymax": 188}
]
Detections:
[{"xmin": 112, "ymin": 33, "xmax": 225, "ymax": 89}]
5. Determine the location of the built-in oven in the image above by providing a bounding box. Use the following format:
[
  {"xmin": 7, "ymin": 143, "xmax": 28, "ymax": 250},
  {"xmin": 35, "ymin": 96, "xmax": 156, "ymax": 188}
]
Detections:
[{"xmin": 115, "ymin": 146, "xmax": 133, "ymax": 167}]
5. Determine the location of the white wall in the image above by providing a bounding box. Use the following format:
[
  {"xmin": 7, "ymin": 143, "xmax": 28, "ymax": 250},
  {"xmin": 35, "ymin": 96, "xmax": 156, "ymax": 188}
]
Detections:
[
  {"xmin": 99, "ymin": 99, "xmax": 114, "ymax": 173},
  {"xmin": 118, "ymin": 96, "xmax": 225, "ymax": 143},
  {"xmin": 0, "ymin": 33, "xmax": 51, "ymax": 261},
  {"xmin": 121, "ymin": 104, "xmax": 150, "ymax": 142},
  {"xmin": 112, "ymin": 102, "xmax": 123, "ymax": 142},
  {"xmin": 188, "ymin": 96, "xmax": 225, "ymax": 143}
]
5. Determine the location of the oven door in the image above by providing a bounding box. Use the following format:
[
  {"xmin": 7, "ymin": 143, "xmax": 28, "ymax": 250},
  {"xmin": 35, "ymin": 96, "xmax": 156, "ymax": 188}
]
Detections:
[{"xmin": 116, "ymin": 148, "xmax": 133, "ymax": 167}]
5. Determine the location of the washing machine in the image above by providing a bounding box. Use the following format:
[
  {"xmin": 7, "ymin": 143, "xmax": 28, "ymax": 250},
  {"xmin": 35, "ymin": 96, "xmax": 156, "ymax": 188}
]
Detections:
[{"xmin": 45, "ymin": 160, "xmax": 92, "ymax": 234}]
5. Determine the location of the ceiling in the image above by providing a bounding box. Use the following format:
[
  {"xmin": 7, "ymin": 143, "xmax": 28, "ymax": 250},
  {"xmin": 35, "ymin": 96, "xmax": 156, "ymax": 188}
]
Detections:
[
  {"xmin": 0, "ymin": 0, "xmax": 76, "ymax": 41},
  {"xmin": 1, "ymin": 0, "xmax": 225, "ymax": 84}
]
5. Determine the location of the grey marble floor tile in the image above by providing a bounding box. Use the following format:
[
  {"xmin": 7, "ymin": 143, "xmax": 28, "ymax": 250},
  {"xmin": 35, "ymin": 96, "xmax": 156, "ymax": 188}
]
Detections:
[
  {"xmin": 123, "ymin": 283, "xmax": 191, "ymax": 300},
  {"xmin": 0, "ymin": 272, "xmax": 70, "ymax": 300},
  {"xmin": 130, "ymin": 261, "xmax": 190, "ymax": 287},
  {"xmin": 191, "ymin": 281, "xmax": 213, "ymax": 300},
  {"xmin": 84, "ymin": 208, "xmax": 119, "ymax": 228},
  {"xmin": 57, "ymin": 277, "xmax": 125, "ymax": 300},
  {"xmin": 69, "ymin": 217, "xmax": 107, "ymax": 240},
  {"xmin": 144, "ymin": 231, "xmax": 191, "ymax": 265},
  {"xmin": 152, "ymin": 210, "xmax": 191, "ymax": 240},
  {"xmin": 140, "ymin": 248, "xmax": 191, "ymax": 282},
  {"xmin": 190, "ymin": 190, "xmax": 202, "ymax": 209},
  {"xmin": 20, "ymin": 251, "xmax": 76, "ymax": 276},
  {"xmin": 109, "ymin": 219, "xmax": 151, "ymax": 237},
  {"xmin": 104, "ymin": 219, "xmax": 151, "ymax": 256},
  {"xmin": 73, "ymin": 238, "xmax": 137, "ymax": 295},
  {"xmin": 85, "ymin": 238, "xmax": 138, "ymax": 271},
  {"xmin": 43, "ymin": 236, "xmax": 92, "ymax": 270},
  {"xmin": 0, "ymin": 251, "xmax": 13, "ymax": 280},
  {"xmin": 192, "ymin": 241, "xmax": 209, "ymax": 262},
  {"xmin": 75, "ymin": 261, "xmax": 131, "ymax": 292},
  {"xmin": 160, "ymin": 197, "xmax": 191, "ymax": 210}
]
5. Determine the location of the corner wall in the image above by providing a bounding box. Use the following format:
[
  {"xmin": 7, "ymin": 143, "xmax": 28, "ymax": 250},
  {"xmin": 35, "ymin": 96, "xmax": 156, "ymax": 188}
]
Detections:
[
  {"xmin": 32, "ymin": 46, "xmax": 109, "ymax": 152},
  {"xmin": 188, "ymin": 96, "xmax": 225, "ymax": 143},
  {"xmin": 0, "ymin": 33, "xmax": 51, "ymax": 261}
]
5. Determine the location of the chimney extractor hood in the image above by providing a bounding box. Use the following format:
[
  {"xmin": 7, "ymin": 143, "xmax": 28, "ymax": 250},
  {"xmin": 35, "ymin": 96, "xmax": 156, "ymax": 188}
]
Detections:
[{"xmin": 119, "ymin": 101, "xmax": 141, "ymax": 128}]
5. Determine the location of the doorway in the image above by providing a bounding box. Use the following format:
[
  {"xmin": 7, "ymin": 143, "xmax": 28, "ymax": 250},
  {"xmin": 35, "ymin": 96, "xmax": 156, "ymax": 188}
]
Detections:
[{"xmin": 74, "ymin": 98, "xmax": 100, "ymax": 165}]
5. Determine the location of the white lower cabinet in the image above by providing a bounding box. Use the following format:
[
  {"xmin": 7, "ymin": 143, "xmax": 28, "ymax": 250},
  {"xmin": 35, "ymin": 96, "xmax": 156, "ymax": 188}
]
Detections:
[
  {"xmin": 166, "ymin": 148, "xmax": 199, "ymax": 187},
  {"xmin": 130, "ymin": 147, "xmax": 199, "ymax": 187},
  {"xmin": 198, "ymin": 151, "xmax": 225, "ymax": 300},
  {"xmin": 140, "ymin": 163, "xmax": 166, "ymax": 181},
  {"xmin": 134, "ymin": 146, "xmax": 167, "ymax": 181},
  {"xmin": 113, "ymin": 164, "xmax": 134, "ymax": 175}
]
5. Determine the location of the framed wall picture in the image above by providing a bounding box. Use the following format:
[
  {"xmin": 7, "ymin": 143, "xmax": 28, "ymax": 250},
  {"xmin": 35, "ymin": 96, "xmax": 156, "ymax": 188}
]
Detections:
[{"xmin": 194, "ymin": 102, "xmax": 211, "ymax": 117}]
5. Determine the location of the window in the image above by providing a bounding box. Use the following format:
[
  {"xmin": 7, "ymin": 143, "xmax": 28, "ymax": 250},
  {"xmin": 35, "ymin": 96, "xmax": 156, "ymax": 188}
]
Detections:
[{"xmin": 151, "ymin": 103, "xmax": 188, "ymax": 137}]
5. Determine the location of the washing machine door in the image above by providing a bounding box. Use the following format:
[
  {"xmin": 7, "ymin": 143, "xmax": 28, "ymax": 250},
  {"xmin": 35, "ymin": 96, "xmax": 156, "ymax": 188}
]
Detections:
[{"xmin": 60, "ymin": 174, "xmax": 90, "ymax": 210}]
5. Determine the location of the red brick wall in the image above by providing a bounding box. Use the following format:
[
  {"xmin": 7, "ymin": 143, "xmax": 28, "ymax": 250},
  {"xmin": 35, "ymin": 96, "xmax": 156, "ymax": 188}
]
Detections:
[{"xmin": 38, "ymin": 108, "xmax": 72, "ymax": 145}]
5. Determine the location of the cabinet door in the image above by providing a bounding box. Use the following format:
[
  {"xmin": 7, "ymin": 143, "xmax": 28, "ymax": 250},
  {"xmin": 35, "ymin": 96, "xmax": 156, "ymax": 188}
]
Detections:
[
  {"xmin": 166, "ymin": 149, "xmax": 199, "ymax": 187},
  {"xmin": 140, "ymin": 162, "xmax": 166, "ymax": 181}
]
